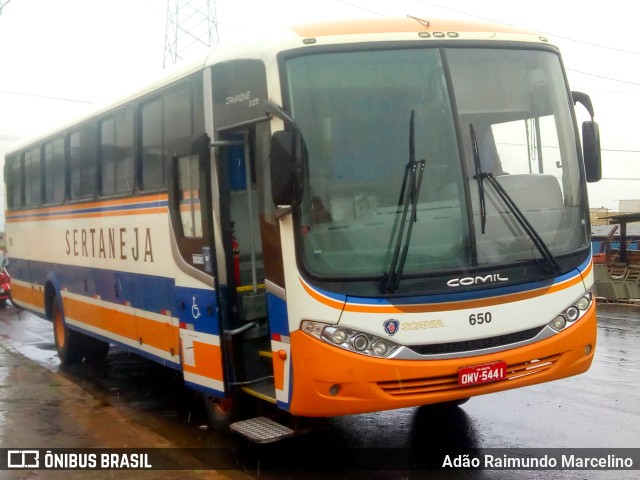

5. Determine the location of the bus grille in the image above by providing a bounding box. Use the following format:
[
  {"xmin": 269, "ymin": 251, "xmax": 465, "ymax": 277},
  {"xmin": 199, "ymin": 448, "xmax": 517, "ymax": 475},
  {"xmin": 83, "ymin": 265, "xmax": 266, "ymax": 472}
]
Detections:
[
  {"xmin": 377, "ymin": 353, "xmax": 561, "ymax": 397},
  {"xmin": 406, "ymin": 326, "xmax": 545, "ymax": 356}
]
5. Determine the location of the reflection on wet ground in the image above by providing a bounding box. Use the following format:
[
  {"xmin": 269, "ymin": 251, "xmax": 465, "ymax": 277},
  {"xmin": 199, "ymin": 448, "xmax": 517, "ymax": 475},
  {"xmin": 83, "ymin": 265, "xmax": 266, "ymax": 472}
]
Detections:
[{"xmin": 0, "ymin": 302, "xmax": 638, "ymax": 479}]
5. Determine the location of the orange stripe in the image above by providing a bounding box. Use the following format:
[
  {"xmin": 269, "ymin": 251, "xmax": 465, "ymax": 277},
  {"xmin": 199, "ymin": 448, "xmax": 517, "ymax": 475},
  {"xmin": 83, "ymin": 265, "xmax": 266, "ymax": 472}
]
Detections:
[
  {"xmin": 181, "ymin": 342, "xmax": 224, "ymax": 381},
  {"xmin": 300, "ymin": 269, "xmax": 586, "ymax": 314},
  {"xmin": 63, "ymin": 295, "xmax": 180, "ymax": 356},
  {"xmin": 6, "ymin": 194, "xmax": 168, "ymax": 223},
  {"xmin": 11, "ymin": 283, "xmax": 45, "ymax": 310},
  {"xmin": 299, "ymin": 279, "xmax": 346, "ymax": 310},
  {"xmin": 273, "ymin": 352, "xmax": 286, "ymax": 391}
]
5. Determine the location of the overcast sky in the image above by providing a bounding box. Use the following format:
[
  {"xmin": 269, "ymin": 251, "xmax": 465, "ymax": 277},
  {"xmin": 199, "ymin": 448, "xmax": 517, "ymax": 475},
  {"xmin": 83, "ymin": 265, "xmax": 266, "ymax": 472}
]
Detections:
[{"xmin": 1, "ymin": 0, "xmax": 638, "ymax": 230}]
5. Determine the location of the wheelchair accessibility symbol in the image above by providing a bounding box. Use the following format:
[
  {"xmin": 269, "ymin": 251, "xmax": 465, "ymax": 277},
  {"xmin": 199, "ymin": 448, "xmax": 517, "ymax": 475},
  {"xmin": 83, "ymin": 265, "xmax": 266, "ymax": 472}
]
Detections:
[{"xmin": 191, "ymin": 296, "xmax": 201, "ymax": 319}]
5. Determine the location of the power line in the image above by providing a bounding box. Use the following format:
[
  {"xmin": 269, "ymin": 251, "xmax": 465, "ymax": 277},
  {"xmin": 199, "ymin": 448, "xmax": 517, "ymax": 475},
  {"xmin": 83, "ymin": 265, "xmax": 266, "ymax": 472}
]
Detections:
[
  {"xmin": 0, "ymin": 0, "xmax": 13, "ymax": 15},
  {"xmin": 568, "ymin": 69, "xmax": 640, "ymax": 87},
  {"xmin": 335, "ymin": 0, "xmax": 385, "ymax": 16},
  {"xmin": 0, "ymin": 89, "xmax": 92, "ymax": 104},
  {"xmin": 410, "ymin": 0, "xmax": 640, "ymax": 86},
  {"xmin": 603, "ymin": 148, "xmax": 640, "ymax": 154},
  {"xmin": 414, "ymin": 0, "xmax": 640, "ymax": 54}
]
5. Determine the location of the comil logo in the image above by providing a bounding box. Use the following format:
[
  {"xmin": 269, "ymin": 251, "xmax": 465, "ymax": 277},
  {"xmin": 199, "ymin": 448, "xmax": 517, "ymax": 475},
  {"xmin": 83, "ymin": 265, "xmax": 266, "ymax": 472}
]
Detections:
[
  {"xmin": 447, "ymin": 273, "xmax": 509, "ymax": 288},
  {"xmin": 7, "ymin": 450, "xmax": 39, "ymax": 469}
]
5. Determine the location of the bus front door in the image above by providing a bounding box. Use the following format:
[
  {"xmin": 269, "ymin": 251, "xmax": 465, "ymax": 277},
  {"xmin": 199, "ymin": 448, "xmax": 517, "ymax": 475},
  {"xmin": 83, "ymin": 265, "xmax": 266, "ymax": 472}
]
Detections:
[{"xmin": 168, "ymin": 134, "xmax": 227, "ymax": 405}]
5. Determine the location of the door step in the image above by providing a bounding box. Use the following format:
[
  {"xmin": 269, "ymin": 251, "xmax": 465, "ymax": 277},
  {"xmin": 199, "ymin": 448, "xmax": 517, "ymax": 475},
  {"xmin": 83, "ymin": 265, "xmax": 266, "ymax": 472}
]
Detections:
[{"xmin": 229, "ymin": 416, "xmax": 294, "ymax": 443}]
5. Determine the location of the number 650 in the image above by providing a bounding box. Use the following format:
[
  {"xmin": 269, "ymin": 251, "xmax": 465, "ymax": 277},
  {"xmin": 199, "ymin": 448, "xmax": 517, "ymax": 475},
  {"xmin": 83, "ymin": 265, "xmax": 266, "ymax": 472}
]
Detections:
[{"xmin": 469, "ymin": 312, "xmax": 492, "ymax": 325}]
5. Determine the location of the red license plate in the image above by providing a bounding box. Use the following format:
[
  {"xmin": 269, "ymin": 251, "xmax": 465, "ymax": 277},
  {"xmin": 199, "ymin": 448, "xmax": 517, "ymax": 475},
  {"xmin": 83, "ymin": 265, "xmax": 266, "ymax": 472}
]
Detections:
[{"xmin": 458, "ymin": 361, "xmax": 507, "ymax": 386}]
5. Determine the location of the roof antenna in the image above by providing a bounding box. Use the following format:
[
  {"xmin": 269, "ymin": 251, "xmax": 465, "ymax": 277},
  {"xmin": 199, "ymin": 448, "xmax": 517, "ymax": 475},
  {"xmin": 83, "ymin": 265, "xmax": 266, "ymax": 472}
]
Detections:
[{"xmin": 407, "ymin": 15, "xmax": 430, "ymax": 29}]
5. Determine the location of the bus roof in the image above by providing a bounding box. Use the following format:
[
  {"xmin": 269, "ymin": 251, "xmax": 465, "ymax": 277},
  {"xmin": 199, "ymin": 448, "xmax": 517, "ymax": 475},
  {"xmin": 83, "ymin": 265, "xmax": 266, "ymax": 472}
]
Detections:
[
  {"xmin": 289, "ymin": 16, "xmax": 538, "ymax": 38},
  {"xmin": 5, "ymin": 16, "xmax": 548, "ymax": 155}
]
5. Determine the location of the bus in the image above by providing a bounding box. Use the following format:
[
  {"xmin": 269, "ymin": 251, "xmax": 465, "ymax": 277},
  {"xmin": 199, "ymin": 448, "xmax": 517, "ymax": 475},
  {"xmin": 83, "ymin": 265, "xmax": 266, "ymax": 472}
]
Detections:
[{"xmin": 3, "ymin": 17, "xmax": 601, "ymax": 442}]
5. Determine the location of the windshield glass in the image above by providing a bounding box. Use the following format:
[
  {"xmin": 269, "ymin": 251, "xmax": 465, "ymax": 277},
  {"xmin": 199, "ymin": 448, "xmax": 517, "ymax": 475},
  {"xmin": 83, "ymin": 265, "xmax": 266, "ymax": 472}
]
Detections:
[{"xmin": 284, "ymin": 47, "xmax": 589, "ymax": 280}]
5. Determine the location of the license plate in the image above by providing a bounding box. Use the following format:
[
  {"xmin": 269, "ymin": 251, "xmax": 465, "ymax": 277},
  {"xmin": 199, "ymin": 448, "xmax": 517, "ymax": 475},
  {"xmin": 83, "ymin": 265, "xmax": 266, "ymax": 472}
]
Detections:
[{"xmin": 458, "ymin": 361, "xmax": 507, "ymax": 386}]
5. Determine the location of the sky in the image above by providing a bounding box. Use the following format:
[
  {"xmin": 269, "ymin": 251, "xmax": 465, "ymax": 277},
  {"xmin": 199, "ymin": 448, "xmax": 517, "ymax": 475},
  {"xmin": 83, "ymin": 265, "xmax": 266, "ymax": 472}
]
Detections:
[{"xmin": 0, "ymin": 0, "xmax": 638, "ymax": 229}]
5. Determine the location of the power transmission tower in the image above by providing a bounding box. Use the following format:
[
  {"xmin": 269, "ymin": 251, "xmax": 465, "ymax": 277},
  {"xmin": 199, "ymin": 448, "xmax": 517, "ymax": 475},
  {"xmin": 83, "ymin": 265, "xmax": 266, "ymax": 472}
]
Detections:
[{"xmin": 163, "ymin": 0, "xmax": 219, "ymax": 68}]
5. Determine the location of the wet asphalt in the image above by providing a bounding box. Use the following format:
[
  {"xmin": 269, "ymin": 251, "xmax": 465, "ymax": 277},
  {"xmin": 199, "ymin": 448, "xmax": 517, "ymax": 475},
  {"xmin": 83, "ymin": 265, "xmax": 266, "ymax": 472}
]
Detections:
[{"xmin": 0, "ymin": 302, "xmax": 638, "ymax": 479}]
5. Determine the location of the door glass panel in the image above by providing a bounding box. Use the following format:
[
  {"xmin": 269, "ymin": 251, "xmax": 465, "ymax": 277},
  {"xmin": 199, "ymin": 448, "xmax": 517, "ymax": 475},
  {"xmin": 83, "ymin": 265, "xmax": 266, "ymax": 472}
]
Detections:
[{"xmin": 177, "ymin": 154, "xmax": 203, "ymax": 238}]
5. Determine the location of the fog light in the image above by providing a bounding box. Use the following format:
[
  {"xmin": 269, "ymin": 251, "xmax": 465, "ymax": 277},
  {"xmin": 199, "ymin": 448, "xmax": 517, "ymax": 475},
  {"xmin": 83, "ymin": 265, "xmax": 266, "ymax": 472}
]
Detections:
[
  {"xmin": 576, "ymin": 295, "xmax": 590, "ymax": 311},
  {"xmin": 566, "ymin": 306, "xmax": 579, "ymax": 322},
  {"xmin": 351, "ymin": 334, "xmax": 368, "ymax": 351},
  {"xmin": 329, "ymin": 384, "xmax": 341, "ymax": 396},
  {"xmin": 550, "ymin": 315, "xmax": 566, "ymax": 331},
  {"xmin": 371, "ymin": 340, "xmax": 388, "ymax": 356},
  {"xmin": 332, "ymin": 329, "xmax": 347, "ymax": 344}
]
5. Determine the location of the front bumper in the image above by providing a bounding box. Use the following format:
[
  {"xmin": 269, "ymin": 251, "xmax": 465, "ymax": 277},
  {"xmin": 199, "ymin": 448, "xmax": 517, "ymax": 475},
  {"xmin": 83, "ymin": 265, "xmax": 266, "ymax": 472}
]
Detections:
[{"xmin": 288, "ymin": 305, "xmax": 596, "ymax": 417}]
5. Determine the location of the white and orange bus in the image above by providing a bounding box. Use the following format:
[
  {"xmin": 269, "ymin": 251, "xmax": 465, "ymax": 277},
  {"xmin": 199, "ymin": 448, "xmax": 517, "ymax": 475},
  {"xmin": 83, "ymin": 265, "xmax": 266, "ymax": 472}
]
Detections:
[{"xmin": 3, "ymin": 17, "xmax": 601, "ymax": 442}]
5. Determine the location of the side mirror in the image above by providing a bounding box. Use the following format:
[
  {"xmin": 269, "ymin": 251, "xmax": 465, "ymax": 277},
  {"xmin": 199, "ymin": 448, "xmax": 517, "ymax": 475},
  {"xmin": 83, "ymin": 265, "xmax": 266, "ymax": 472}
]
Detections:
[
  {"xmin": 572, "ymin": 92, "xmax": 601, "ymax": 183},
  {"xmin": 270, "ymin": 131, "xmax": 303, "ymax": 205},
  {"xmin": 582, "ymin": 121, "xmax": 601, "ymax": 183}
]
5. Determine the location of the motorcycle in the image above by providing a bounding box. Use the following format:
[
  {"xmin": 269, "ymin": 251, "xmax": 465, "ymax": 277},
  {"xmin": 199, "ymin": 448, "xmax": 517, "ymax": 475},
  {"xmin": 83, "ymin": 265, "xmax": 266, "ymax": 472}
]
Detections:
[{"xmin": 0, "ymin": 252, "xmax": 11, "ymax": 307}]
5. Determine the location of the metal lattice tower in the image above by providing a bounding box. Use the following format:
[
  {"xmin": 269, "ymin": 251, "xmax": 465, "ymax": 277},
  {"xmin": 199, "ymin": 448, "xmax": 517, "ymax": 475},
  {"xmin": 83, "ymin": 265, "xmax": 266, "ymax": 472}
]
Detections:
[{"xmin": 163, "ymin": 0, "xmax": 219, "ymax": 68}]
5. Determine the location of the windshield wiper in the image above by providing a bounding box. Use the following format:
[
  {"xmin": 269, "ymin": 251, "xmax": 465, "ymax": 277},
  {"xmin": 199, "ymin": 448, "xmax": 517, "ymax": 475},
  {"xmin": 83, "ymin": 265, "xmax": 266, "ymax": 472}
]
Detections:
[
  {"xmin": 469, "ymin": 124, "xmax": 488, "ymax": 234},
  {"xmin": 381, "ymin": 111, "xmax": 426, "ymax": 293},
  {"xmin": 469, "ymin": 123, "xmax": 561, "ymax": 275}
]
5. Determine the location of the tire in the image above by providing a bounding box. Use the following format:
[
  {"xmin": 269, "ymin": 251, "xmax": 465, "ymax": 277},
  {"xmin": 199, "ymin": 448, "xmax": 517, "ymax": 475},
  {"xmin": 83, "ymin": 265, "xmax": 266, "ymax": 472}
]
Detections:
[
  {"xmin": 203, "ymin": 395, "xmax": 238, "ymax": 434},
  {"xmin": 81, "ymin": 335, "xmax": 111, "ymax": 363},
  {"xmin": 52, "ymin": 300, "xmax": 84, "ymax": 365},
  {"xmin": 436, "ymin": 397, "xmax": 470, "ymax": 409}
]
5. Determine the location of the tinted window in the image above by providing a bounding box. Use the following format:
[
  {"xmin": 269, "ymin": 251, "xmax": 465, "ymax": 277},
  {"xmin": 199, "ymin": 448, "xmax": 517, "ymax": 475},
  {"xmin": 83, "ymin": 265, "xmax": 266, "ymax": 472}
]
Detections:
[
  {"xmin": 24, "ymin": 147, "xmax": 42, "ymax": 207},
  {"xmin": 141, "ymin": 98, "xmax": 163, "ymax": 189},
  {"xmin": 100, "ymin": 108, "xmax": 135, "ymax": 195},
  {"xmin": 141, "ymin": 85, "xmax": 193, "ymax": 191},
  {"xmin": 6, "ymin": 154, "xmax": 22, "ymax": 209},
  {"xmin": 44, "ymin": 137, "xmax": 66, "ymax": 203},
  {"xmin": 69, "ymin": 124, "xmax": 97, "ymax": 199}
]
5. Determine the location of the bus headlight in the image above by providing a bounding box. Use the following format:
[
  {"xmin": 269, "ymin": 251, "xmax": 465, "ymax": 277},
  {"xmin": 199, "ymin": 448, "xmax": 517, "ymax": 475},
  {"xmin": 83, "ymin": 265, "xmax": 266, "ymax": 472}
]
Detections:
[
  {"xmin": 300, "ymin": 321, "xmax": 399, "ymax": 358},
  {"xmin": 332, "ymin": 329, "xmax": 347, "ymax": 344},
  {"xmin": 550, "ymin": 315, "xmax": 566, "ymax": 331},
  {"xmin": 547, "ymin": 292, "xmax": 593, "ymax": 332}
]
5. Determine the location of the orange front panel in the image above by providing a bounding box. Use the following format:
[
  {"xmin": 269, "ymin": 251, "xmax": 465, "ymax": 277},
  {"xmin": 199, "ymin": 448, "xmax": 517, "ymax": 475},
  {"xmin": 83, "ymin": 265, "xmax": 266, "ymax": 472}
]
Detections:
[{"xmin": 288, "ymin": 307, "xmax": 596, "ymax": 417}]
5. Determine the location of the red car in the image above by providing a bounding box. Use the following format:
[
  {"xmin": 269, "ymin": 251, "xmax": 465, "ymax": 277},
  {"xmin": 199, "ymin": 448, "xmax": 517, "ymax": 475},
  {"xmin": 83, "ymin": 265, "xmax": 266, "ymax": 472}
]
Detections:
[{"xmin": 0, "ymin": 252, "xmax": 11, "ymax": 307}]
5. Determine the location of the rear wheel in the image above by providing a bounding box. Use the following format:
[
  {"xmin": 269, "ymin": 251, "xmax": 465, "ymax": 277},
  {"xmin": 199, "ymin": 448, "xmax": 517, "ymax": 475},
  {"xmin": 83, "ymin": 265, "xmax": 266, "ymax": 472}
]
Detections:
[
  {"xmin": 81, "ymin": 335, "xmax": 111, "ymax": 363},
  {"xmin": 203, "ymin": 395, "xmax": 238, "ymax": 433},
  {"xmin": 52, "ymin": 301, "xmax": 84, "ymax": 365}
]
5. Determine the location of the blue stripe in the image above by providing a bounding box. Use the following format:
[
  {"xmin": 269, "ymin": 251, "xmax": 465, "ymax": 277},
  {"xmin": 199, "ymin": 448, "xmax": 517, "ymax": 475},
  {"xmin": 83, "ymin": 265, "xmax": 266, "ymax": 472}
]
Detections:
[
  {"xmin": 267, "ymin": 292, "xmax": 289, "ymax": 337},
  {"xmin": 343, "ymin": 263, "xmax": 591, "ymax": 307},
  {"xmin": 8, "ymin": 199, "xmax": 169, "ymax": 220},
  {"xmin": 10, "ymin": 258, "xmax": 219, "ymax": 336}
]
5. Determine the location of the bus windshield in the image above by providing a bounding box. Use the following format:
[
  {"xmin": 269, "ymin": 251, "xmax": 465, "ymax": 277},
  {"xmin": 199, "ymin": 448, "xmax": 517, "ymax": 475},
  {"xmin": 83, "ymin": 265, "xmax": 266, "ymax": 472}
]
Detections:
[{"xmin": 284, "ymin": 47, "xmax": 589, "ymax": 282}]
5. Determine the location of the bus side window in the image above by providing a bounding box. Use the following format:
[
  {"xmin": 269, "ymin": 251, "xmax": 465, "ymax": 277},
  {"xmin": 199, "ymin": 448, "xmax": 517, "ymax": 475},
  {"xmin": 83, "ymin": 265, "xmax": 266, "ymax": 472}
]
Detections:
[
  {"xmin": 141, "ymin": 98, "xmax": 164, "ymax": 190},
  {"xmin": 43, "ymin": 137, "xmax": 66, "ymax": 204},
  {"xmin": 5, "ymin": 154, "xmax": 22, "ymax": 209},
  {"xmin": 100, "ymin": 108, "xmax": 135, "ymax": 196},
  {"xmin": 23, "ymin": 146, "xmax": 42, "ymax": 207},
  {"xmin": 69, "ymin": 123, "xmax": 98, "ymax": 199},
  {"xmin": 141, "ymin": 83, "xmax": 195, "ymax": 191}
]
